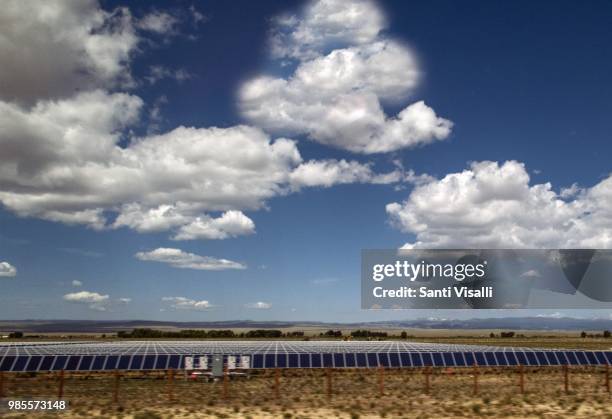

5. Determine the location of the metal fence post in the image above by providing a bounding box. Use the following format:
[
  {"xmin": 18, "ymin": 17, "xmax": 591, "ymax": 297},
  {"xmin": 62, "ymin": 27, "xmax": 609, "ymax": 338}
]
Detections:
[
  {"xmin": 473, "ymin": 363, "xmax": 479, "ymax": 395},
  {"xmin": 379, "ymin": 366, "xmax": 385, "ymax": 396},
  {"xmin": 113, "ymin": 370, "xmax": 120, "ymax": 403},
  {"xmin": 606, "ymin": 364, "xmax": 610, "ymax": 394},
  {"xmin": 563, "ymin": 364, "xmax": 569, "ymax": 394},
  {"xmin": 424, "ymin": 366, "xmax": 430, "ymax": 394},
  {"xmin": 224, "ymin": 366, "xmax": 230, "ymax": 400},
  {"xmin": 326, "ymin": 368, "xmax": 332, "ymax": 399},
  {"xmin": 167, "ymin": 368, "xmax": 174, "ymax": 401},
  {"xmin": 519, "ymin": 364, "xmax": 525, "ymax": 394},
  {"xmin": 0, "ymin": 371, "xmax": 4, "ymax": 398},
  {"xmin": 58, "ymin": 370, "xmax": 65, "ymax": 399},
  {"xmin": 274, "ymin": 368, "xmax": 280, "ymax": 401}
]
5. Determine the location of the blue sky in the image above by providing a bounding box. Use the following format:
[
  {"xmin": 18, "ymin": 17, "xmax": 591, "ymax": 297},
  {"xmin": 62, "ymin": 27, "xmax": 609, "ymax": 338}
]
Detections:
[{"xmin": 0, "ymin": 0, "xmax": 611, "ymax": 321}]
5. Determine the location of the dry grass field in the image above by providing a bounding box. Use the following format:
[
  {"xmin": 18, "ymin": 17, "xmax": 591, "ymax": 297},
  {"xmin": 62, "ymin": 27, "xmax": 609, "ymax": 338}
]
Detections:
[
  {"xmin": 2, "ymin": 366, "xmax": 611, "ymax": 418},
  {"xmin": 1, "ymin": 335, "xmax": 610, "ymax": 417}
]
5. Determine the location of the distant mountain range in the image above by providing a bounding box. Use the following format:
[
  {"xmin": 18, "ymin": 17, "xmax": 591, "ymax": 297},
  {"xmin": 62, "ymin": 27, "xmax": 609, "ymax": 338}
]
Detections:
[{"xmin": 0, "ymin": 317, "xmax": 610, "ymax": 333}]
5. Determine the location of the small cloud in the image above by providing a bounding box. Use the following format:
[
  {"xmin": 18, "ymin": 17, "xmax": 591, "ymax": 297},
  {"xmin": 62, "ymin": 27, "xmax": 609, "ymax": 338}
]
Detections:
[
  {"xmin": 290, "ymin": 308, "xmax": 297, "ymax": 312},
  {"xmin": 118, "ymin": 297, "xmax": 132, "ymax": 303},
  {"xmin": 520, "ymin": 269, "xmax": 541, "ymax": 278},
  {"xmin": 71, "ymin": 280, "xmax": 83, "ymax": 287},
  {"xmin": 162, "ymin": 296, "xmax": 212, "ymax": 311},
  {"xmin": 135, "ymin": 247, "xmax": 245, "ymax": 271},
  {"xmin": 245, "ymin": 301, "xmax": 271, "ymax": 309},
  {"xmin": 63, "ymin": 291, "xmax": 109, "ymax": 303},
  {"xmin": 137, "ymin": 11, "xmax": 179, "ymax": 35},
  {"xmin": 189, "ymin": 5, "xmax": 207, "ymax": 24},
  {"xmin": 0, "ymin": 261, "xmax": 17, "ymax": 277},
  {"xmin": 145, "ymin": 65, "xmax": 192, "ymax": 85}
]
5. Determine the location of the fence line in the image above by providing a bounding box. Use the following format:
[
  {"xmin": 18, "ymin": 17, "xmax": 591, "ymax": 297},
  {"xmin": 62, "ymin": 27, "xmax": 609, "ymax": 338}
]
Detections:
[{"xmin": 0, "ymin": 365, "xmax": 609, "ymax": 408}]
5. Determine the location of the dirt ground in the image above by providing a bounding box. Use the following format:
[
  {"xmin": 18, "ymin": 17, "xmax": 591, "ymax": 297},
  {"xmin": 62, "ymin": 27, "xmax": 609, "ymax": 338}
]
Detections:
[{"xmin": 2, "ymin": 367, "xmax": 611, "ymax": 418}]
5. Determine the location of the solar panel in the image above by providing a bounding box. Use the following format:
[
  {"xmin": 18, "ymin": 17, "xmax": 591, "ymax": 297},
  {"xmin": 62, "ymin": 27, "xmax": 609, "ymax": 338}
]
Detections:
[
  {"xmin": 346, "ymin": 353, "xmax": 356, "ymax": 367},
  {"xmin": 356, "ymin": 353, "xmax": 367, "ymax": 367},
  {"xmin": 0, "ymin": 341, "xmax": 609, "ymax": 372},
  {"xmin": 410, "ymin": 353, "xmax": 423, "ymax": 367},
  {"xmin": 545, "ymin": 352, "xmax": 560, "ymax": 365},
  {"xmin": 475, "ymin": 352, "xmax": 487, "ymax": 366},
  {"xmin": 493, "ymin": 352, "xmax": 507, "ymax": 366},
  {"xmin": 40, "ymin": 355, "xmax": 54, "ymax": 371},
  {"xmin": 79, "ymin": 356, "xmax": 93, "ymax": 371},
  {"xmin": 287, "ymin": 353, "xmax": 298, "ymax": 367},
  {"xmin": 525, "ymin": 352, "xmax": 538, "ymax": 366},
  {"xmin": 575, "ymin": 352, "xmax": 588, "ymax": 365},
  {"xmin": 431, "ymin": 353, "xmax": 444, "ymax": 366},
  {"xmin": 299, "ymin": 353, "xmax": 309, "ymax": 368},
  {"xmin": 333, "ymin": 353, "xmax": 344, "ymax": 367},
  {"xmin": 505, "ymin": 352, "xmax": 518, "ymax": 365}
]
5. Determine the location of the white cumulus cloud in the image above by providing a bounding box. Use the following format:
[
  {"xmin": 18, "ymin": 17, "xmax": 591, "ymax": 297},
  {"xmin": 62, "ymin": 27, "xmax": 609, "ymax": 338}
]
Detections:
[
  {"xmin": 162, "ymin": 296, "xmax": 212, "ymax": 311},
  {"xmin": 172, "ymin": 210, "xmax": 256, "ymax": 241},
  {"xmin": 63, "ymin": 290, "xmax": 109, "ymax": 303},
  {"xmin": 135, "ymin": 248, "xmax": 246, "ymax": 270},
  {"xmin": 0, "ymin": 262, "xmax": 17, "ymax": 277},
  {"xmin": 290, "ymin": 159, "xmax": 401, "ymax": 188},
  {"xmin": 387, "ymin": 160, "xmax": 612, "ymax": 248},
  {"xmin": 71, "ymin": 280, "xmax": 83, "ymax": 287},
  {"xmin": 0, "ymin": 0, "xmax": 415, "ymax": 240},
  {"xmin": 270, "ymin": 0, "xmax": 387, "ymax": 61},
  {"xmin": 0, "ymin": 0, "xmax": 138, "ymax": 105},
  {"xmin": 240, "ymin": 0, "xmax": 452, "ymax": 154},
  {"xmin": 63, "ymin": 290, "xmax": 130, "ymax": 311}
]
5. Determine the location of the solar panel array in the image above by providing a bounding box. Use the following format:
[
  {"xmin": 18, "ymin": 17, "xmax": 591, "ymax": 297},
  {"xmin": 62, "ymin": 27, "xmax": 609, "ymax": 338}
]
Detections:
[{"xmin": 0, "ymin": 341, "xmax": 610, "ymax": 372}]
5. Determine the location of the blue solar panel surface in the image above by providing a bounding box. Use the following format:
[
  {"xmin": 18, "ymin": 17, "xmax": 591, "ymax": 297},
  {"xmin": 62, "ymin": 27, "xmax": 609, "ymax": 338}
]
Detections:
[{"xmin": 0, "ymin": 341, "xmax": 610, "ymax": 372}]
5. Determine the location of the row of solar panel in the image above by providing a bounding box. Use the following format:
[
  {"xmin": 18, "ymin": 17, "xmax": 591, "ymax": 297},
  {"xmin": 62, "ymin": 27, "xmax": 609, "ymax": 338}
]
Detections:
[{"xmin": 1, "ymin": 351, "xmax": 610, "ymax": 372}]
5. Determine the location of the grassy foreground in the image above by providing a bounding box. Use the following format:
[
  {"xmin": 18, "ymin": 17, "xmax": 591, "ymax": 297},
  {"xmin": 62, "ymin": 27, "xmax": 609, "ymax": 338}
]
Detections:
[{"xmin": 2, "ymin": 367, "xmax": 611, "ymax": 418}]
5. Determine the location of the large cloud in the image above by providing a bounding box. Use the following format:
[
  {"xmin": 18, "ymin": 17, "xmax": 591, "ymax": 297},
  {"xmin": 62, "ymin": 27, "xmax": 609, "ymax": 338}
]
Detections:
[
  {"xmin": 0, "ymin": 0, "xmax": 138, "ymax": 105},
  {"xmin": 387, "ymin": 161, "xmax": 612, "ymax": 248},
  {"xmin": 135, "ymin": 248, "xmax": 246, "ymax": 270},
  {"xmin": 63, "ymin": 290, "xmax": 130, "ymax": 311},
  {"xmin": 239, "ymin": 0, "xmax": 452, "ymax": 154},
  {"xmin": 270, "ymin": 0, "xmax": 387, "ymax": 61},
  {"xmin": 0, "ymin": 262, "xmax": 17, "ymax": 277},
  {"xmin": 0, "ymin": 0, "xmax": 411, "ymax": 239},
  {"xmin": 0, "ymin": 89, "xmax": 401, "ymax": 236}
]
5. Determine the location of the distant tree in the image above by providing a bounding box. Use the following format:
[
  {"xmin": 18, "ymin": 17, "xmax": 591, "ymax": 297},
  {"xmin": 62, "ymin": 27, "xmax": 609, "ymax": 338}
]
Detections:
[
  {"xmin": 489, "ymin": 332, "xmax": 496, "ymax": 338},
  {"xmin": 9, "ymin": 331, "xmax": 23, "ymax": 338},
  {"xmin": 603, "ymin": 330, "xmax": 611, "ymax": 338},
  {"xmin": 580, "ymin": 331, "xmax": 587, "ymax": 338},
  {"xmin": 245, "ymin": 329, "xmax": 282, "ymax": 338},
  {"xmin": 351, "ymin": 330, "xmax": 388, "ymax": 338},
  {"xmin": 500, "ymin": 331, "xmax": 515, "ymax": 338},
  {"xmin": 400, "ymin": 331, "xmax": 408, "ymax": 339}
]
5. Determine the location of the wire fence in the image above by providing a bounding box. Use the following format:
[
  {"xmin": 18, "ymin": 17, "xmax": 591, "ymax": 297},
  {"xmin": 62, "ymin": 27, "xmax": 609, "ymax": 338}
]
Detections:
[{"xmin": 0, "ymin": 365, "xmax": 609, "ymax": 409}]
